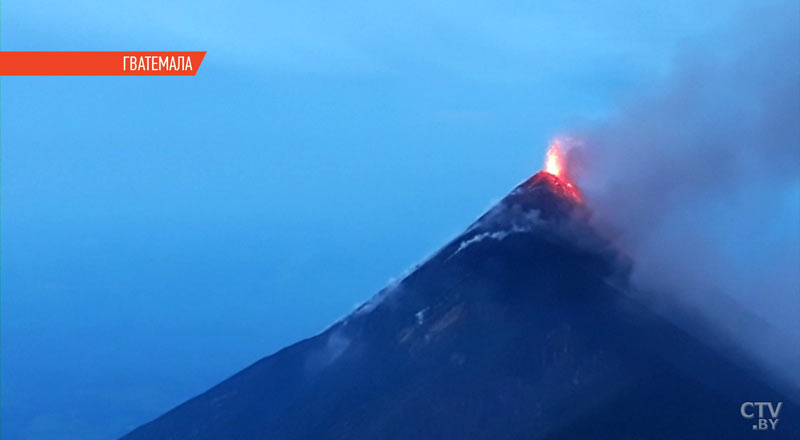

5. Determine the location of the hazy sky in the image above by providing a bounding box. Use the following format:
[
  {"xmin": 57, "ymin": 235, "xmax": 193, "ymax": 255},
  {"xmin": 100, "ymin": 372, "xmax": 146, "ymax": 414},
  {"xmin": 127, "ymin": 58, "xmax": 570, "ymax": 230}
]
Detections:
[{"xmin": 1, "ymin": 1, "xmax": 791, "ymax": 439}]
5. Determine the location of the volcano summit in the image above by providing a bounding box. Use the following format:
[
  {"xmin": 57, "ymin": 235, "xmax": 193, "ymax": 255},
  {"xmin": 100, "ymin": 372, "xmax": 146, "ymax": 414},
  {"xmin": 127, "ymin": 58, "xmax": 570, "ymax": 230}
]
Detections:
[{"xmin": 122, "ymin": 164, "xmax": 798, "ymax": 439}]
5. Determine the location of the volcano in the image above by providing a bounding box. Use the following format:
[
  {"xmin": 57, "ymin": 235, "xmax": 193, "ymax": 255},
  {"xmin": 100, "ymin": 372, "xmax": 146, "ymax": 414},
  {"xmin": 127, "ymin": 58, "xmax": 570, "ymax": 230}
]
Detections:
[{"xmin": 122, "ymin": 170, "xmax": 798, "ymax": 439}]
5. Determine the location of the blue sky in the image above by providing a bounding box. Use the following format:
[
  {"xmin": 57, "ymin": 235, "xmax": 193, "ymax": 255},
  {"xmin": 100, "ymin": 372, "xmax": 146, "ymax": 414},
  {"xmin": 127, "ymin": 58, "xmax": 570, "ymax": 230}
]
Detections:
[{"xmin": 0, "ymin": 1, "xmax": 779, "ymax": 438}]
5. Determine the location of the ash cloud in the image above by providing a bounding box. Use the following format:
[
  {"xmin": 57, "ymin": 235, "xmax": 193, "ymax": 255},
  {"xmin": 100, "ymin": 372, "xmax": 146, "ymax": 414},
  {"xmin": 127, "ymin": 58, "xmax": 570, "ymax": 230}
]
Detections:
[{"xmin": 567, "ymin": 2, "xmax": 799, "ymax": 383}]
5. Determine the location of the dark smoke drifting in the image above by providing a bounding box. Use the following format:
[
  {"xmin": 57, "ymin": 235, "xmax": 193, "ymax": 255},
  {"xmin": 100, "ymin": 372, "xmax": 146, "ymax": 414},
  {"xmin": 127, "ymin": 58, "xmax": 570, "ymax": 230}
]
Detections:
[{"xmin": 567, "ymin": 1, "xmax": 799, "ymax": 384}]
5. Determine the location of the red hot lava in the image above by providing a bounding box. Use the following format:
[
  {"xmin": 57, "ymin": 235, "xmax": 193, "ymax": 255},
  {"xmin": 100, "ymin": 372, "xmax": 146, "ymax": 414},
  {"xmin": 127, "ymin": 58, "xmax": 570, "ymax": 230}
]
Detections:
[{"xmin": 541, "ymin": 139, "xmax": 582, "ymax": 202}]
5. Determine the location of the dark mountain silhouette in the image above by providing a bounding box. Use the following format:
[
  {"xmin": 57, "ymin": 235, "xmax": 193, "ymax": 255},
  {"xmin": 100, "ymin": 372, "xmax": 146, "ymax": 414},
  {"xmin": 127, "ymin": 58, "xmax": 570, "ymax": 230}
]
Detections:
[{"xmin": 122, "ymin": 171, "xmax": 798, "ymax": 439}]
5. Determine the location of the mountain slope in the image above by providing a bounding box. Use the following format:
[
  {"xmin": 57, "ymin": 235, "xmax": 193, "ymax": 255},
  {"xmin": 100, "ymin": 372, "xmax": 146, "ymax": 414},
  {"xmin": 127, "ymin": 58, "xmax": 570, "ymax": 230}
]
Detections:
[{"xmin": 122, "ymin": 171, "xmax": 798, "ymax": 439}]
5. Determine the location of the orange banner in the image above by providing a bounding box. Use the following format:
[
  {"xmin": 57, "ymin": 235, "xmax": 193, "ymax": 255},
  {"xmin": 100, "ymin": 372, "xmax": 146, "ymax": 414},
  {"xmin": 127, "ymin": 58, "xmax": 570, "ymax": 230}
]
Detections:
[{"xmin": 0, "ymin": 51, "xmax": 206, "ymax": 76}]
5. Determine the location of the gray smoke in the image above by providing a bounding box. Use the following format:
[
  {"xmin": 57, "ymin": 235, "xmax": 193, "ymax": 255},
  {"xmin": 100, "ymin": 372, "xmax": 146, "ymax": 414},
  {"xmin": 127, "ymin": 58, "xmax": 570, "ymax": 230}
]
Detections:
[{"xmin": 567, "ymin": 1, "xmax": 799, "ymax": 383}]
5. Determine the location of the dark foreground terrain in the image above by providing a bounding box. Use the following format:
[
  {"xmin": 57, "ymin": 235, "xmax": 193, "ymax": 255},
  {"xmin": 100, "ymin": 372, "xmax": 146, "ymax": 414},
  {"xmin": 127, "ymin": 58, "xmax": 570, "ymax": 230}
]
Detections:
[{"xmin": 123, "ymin": 172, "xmax": 798, "ymax": 439}]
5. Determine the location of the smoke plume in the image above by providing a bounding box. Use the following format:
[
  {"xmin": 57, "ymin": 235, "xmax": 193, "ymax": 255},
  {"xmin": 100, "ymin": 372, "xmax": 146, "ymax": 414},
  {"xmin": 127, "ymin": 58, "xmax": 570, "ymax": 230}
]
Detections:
[{"xmin": 568, "ymin": 1, "xmax": 799, "ymax": 384}]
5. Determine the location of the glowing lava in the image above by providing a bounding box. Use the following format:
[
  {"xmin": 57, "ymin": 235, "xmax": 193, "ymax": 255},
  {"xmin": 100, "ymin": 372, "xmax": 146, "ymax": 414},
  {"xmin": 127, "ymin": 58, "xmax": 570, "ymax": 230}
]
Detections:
[
  {"xmin": 544, "ymin": 140, "xmax": 566, "ymax": 177},
  {"xmin": 539, "ymin": 139, "xmax": 582, "ymax": 202}
]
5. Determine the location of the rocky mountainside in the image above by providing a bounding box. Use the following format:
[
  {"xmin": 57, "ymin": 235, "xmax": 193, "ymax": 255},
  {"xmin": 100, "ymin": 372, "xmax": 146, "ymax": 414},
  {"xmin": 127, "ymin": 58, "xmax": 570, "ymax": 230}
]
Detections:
[{"xmin": 122, "ymin": 171, "xmax": 798, "ymax": 439}]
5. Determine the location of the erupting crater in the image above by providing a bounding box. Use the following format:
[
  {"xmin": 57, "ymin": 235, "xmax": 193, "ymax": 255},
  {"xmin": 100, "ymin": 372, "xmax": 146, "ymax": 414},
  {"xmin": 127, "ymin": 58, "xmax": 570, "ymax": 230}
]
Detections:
[{"xmin": 535, "ymin": 139, "xmax": 582, "ymax": 202}]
